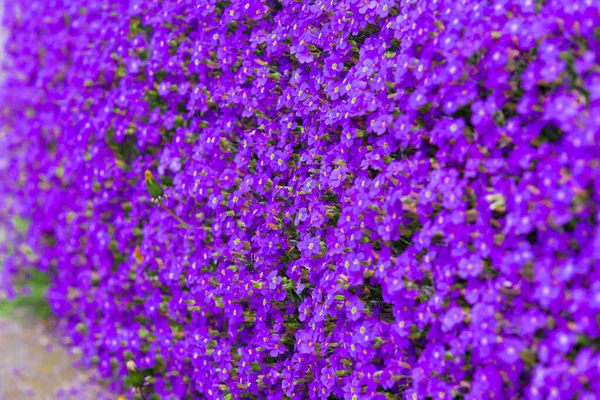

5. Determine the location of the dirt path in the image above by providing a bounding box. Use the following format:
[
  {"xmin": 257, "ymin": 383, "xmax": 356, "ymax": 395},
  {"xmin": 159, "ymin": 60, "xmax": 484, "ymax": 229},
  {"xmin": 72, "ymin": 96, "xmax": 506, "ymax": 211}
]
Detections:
[{"xmin": 0, "ymin": 315, "xmax": 112, "ymax": 400}]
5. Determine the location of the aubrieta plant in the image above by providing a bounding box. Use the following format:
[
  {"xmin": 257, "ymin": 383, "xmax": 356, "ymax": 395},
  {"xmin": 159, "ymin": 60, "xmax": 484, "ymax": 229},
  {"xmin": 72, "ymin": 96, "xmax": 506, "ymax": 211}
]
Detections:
[{"xmin": 1, "ymin": 0, "xmax": 600, "ymax": 399}]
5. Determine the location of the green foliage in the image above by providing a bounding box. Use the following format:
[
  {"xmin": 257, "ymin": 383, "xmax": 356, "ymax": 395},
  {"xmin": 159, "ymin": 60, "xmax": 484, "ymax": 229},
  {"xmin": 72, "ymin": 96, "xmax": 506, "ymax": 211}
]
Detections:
[
  {"xmin": 0, "ymin": 268, "xmax": 52, "ymax": 320},
  {"xmin": 1, "ymin": 217, "xmax": 51, "ymax": 321}
]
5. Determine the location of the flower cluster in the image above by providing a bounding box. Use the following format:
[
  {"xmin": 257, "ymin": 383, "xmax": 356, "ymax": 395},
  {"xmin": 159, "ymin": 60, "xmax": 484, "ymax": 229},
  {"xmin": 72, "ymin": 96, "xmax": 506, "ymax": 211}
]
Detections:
[{"xmin": 2, "ymin": 0, "xmax": 600, "ymax": 399}]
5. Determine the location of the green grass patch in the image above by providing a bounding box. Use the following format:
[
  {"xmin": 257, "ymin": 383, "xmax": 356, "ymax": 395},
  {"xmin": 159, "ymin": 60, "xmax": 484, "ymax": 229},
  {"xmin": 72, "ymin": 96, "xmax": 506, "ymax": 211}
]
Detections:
[{"xmin": 0, "ymin": 269, "xmax": 52, "ymax": 320}]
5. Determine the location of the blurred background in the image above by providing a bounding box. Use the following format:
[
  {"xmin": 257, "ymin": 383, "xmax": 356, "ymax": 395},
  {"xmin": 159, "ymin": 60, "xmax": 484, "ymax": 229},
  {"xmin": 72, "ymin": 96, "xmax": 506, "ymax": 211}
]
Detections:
[{"xmin": 0, "ymin": 2, "xmax": 106, "ymax": 399}]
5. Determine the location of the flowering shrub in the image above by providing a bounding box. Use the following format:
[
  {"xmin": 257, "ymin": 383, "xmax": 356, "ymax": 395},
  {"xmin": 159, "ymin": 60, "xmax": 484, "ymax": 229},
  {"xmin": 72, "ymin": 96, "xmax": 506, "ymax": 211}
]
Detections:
[{"xmin": 2, "ymin": 0, "xmax": 600, "ymax": 398}]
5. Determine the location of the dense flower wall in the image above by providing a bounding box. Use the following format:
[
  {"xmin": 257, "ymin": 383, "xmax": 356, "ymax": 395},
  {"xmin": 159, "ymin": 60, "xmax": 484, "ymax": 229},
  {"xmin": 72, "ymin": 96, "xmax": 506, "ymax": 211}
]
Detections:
[{"xmin": 2, "ymin": 0, "xmax": 600, "ymax": 398}]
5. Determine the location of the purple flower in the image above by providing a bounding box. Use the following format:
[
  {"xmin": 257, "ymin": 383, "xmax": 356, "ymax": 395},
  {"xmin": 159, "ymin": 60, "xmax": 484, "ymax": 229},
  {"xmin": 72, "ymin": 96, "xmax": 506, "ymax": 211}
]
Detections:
[
  {"xmin": 458, "ymin": 255, "xmax": 483, "ymax": 279},
  {"xmin": 499, "ymin": 339, "xmax": 524, "ymax": 365},
  {"xmin": 442, "ymin": 306, "xmax": 466, "ymax": 332},
  {"xmin": 409, "ymin": 88, "xmax": 428, "ymax": 109},
  {"xmin": 267, "ymin": 271, "xmax": 281, "ymax": 290},
  {"xmin": 298, "ymin": 235, "xmax": 321, "ymax": 257},
  {"xmin": 346, "ymin": 297, "xmax": 365, "ymax": 321}
]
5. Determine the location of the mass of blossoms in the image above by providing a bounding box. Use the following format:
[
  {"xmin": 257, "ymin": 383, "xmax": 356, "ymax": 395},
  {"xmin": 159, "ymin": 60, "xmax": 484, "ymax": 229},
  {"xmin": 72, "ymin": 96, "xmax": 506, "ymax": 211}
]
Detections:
[{"xmin": 1, "ymin": 0, "xmax": 600, "ymax": 398}]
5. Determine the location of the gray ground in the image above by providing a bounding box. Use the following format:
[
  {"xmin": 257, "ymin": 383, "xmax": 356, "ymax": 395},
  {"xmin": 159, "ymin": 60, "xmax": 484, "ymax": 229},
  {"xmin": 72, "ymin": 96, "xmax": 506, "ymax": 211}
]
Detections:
[
  {"xmin": 0, "ymin": 221, "xmax": 112, "ymax": 397},
  {"xmin": 0, "ymin": 314, "xmax": 111, "ymax": 400}
]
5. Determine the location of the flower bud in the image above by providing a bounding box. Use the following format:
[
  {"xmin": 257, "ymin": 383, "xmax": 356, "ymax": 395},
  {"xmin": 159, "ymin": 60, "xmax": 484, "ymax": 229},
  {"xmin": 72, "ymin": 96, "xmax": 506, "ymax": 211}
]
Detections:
[{"xmin": 126, "ymin": 360, "xmax": 138, "ymax": 372}]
